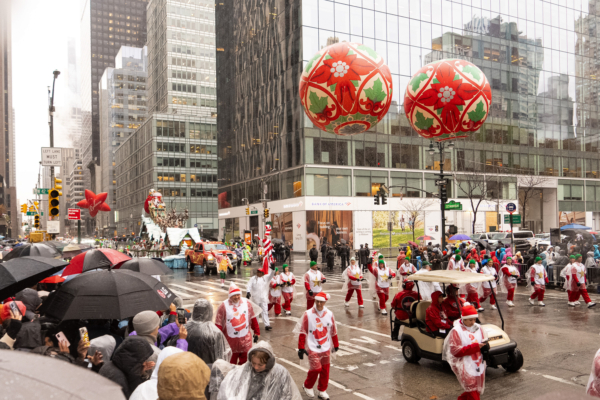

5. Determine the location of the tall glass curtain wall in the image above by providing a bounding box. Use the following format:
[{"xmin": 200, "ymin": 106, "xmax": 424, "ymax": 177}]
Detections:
[{"xmin": 217, "ymin": 0, "xmax": 600, "ymax": 208}]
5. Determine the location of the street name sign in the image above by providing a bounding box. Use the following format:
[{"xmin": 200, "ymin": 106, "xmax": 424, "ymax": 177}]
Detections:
[
  {"xmin": 33, "ymin": 188, "xmax": 49, "ymax": 195},
  {"xmin": 435, "ymin": 179, "xmax": 448, "ymax": 186},
  {"xmin": 444, "ymin": 201, "xmax": 463, "ymax": 210},
  {"xmin": 504, "ymin": 214, "xmax": 521, "ymax": 224}
]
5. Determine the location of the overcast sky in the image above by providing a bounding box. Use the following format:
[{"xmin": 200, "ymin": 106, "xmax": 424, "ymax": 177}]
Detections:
[{"xmin": 12, "ymin": 0, "xmax": 80, "ymax": 202}]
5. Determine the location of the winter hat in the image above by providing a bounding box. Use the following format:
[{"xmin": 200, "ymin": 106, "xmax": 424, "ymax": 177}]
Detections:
[
  {"xmin": 350, "ymin": 257, "xmax": 356, "ymax": 261},
  {"xmin": 378, "ymin": 259, "xmax": 385, "ymax": 264},
  {"xmin": 379, "ymin": 254, "xmax": 384, "ymax": 259},
  {"xmin": 443, "ymin": 250, "xmax": 447, "ymax": 255},
  {"xmin": 314, "ymin": 292, "xmax": 330, "ymax": 302},
  {"xmin": 461, "ymin": 305, "xmax": 478, "ymax": 320},
  {"xmin": 133, "ymin": 310, "xmax": 160, "ymax": 335},
  {"xmin": 506, "ymin": 257, "xmax": 512, "ymax": 260},
  {"xmin": 469, "ymin": 259, "xmax": 476, "ymax": 264},
  {"xmin": 422, "ymin": 261, "xmax": 431, "ymax": 266},
  {"xmin": 535, "ymin": 256, "xmax": 542, "ymax": 262},
  {"xmin": 455, "ymin": 255, "xmax": 461, "ymax": 261},
  {"xmin": 282, "ymin": 264, "xmax": 288, "ymax": 269},
  {"xmin": 569, "ymin": 255, "xmax": 576, "ymax": 259},
  {"xmin": 310, "ymin": 261, "xmax": 317, "ymax": 267},
  {"xmin": 455, "ymin": 249, "xmax": 460, "ymax": 254},
  {"xmin": 228, "ymin": 282, "xmax": 241, "ymax": 298}
]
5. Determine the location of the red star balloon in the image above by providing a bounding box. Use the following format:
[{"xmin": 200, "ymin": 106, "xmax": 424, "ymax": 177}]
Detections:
[{"xmin": 77, "ymin": 189, "xmax": 111, "ymax": 218}]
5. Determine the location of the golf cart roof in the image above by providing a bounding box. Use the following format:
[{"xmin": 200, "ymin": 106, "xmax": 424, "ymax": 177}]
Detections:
[{"xmin": 407, "ymin": 270, "xmax": 494, "ymax": 284}]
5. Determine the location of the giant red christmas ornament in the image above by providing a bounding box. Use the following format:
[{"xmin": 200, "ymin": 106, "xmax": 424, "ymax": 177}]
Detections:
[
  {"xmin": 77, "ymin": 189, "xmax": 111, "ymax": 218},
  {"xmin": 299, "ymin": 42, "xmax": 393, "ymax": 135},
  {"xmin": 404, "ymin": 59, "xmax": 491, "ymax": 141}
]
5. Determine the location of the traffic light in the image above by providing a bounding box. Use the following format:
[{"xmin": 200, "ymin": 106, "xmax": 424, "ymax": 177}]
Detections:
[
  {"xmin": 381, "ymin": 192, "xmax": 388, "ymax": 205},
  {"xmin": 34, "ymin": 214, "xmax": 40, "ymax": 228},
  {"xmin": 34, "ymin": 201, "xmax": 39, "ymax": 210},
  {"xmin": 264, "ymin": 209, "xmax": 269, "ymax": 218},
  {"xmin": 20, "ymin": 204, "xmax": 27, "ymax": 213},
  {"xmin": 440, "ymin": 186, "xmax": 448, "ymax": 203},
  {"xmin": 245, "ymin": 207, "xmax": 250, "ymax": 215},
  {"xmin": 373, "ymin": 194, "xmax": 380, "ymax": 205}
]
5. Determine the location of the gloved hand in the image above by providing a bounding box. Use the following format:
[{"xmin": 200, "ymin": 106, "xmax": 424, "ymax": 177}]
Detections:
[
  {"xmin": 253, "ymin": 335, "xmax": 259, "ymax": 343},
  {"xmin": 577, "ymin": 282, "xmax": 581, "ymax": 287},
  {"xmin": 298, "ymin": 349, "xmax": 308, "ymax": 360},
  {"xmin": 308, "ymin": 290, "xmax": 314, "ymax": 296},
  {"xmin": 5, "ymin": 319, "xmax": 22, "ymax": 340},
  {"xmin": 322, "ymin": 279, "xmax": 327, "ymax": 283},
  {"xmin": 480, "ymin": 343, "xmax": 490, "ymax": 353},
  {"xmin": 246, "ymin": 292, "xmax": 251, "ymax": 299},
  {"xmin": 334, "ymin": 347, "xmax": 339, "ymax": 352}
]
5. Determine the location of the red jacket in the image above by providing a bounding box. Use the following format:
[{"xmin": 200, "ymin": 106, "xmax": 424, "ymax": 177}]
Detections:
[
  {"xmin": 426, "ymin": 291, "xmax": 452, "ymax": 332},
  {"xmin": 442, "ymin": 295, "xmax": 465, "ymax": 321},
  {"xmin": 391, "ymin": 290, "xmax": 421, "ymax": 320}
]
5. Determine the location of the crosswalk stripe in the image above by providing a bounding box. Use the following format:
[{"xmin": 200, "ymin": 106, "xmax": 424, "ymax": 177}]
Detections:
[
  {"xmin": 338, "ymin": 340, "xmax": 381, "ymax": 355},
  {"xmin": 185, "ymin": 281, "xmax": 230, "ymax": 294},
  {"xmin": 170, "ymin": 284, "xmax": 211, "ymax": 296}
]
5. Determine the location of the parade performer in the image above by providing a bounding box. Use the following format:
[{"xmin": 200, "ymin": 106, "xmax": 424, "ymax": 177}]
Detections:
[
  {"xmin": 442, "ymin": 284, "xmax": 466, "ymax": 322},
  {"xmin": 396, "ymin": 249, "xmax": 406, "ymax": 269},
  {"xmin": 527, "ymin": 256, "xmax": 549, "ymax": 307},
  {"xmin": 214, "ymin": 282, "xmax": 260, "ymax": 365},
  {"xmin": 479, "ymin": 260, "xmax": 498, "ymax": 310},
  {"xmin": 261, "ymin": 225, "xmax": 275, "ymax": 271},
  {"xmin": 304, "ymin": 261, "xmax": 326, "ymax": 310},
  {"xmin": 242, "ymin": 245, "xmax": 252, "ymax": 266},
  {"xmin": 587, "ymin": 348, "xmax": 600, "ymax": 397},
  {"xmin": 466, "ymin": 259, "xmax": 483, "ymax": 311},
  {"xmin": 246, "ymin": 266, "xmax": 276, "ymax": 331},
  {"xmin": 443, "ymin": 305, "xmax": 488, "ymax": 400},
  {"xmin": 215, "ymin": 251, "xmax": 231, "ymax": 288},
  {"xmin": 426, "ymin": 291, "xmax": 452, "ymax": 337},
  {"xmin": 398, "ymin": 257, "xmax": 417, "ymax": 282},
  {"xmin": 368, "ymin": 255, "xmax": 396, "ymax": 315},
  {"xmin": 343, "ymin": 257, "xmax": 364, "ymax": 308},
  {"xmin": 280, "ymin": 264, "xmax": 296, "ymax": 316},
  {"xmin": 565, "ymin": 254, "xmax": 596, "ymax": 308},
  {"xmin": 499, "ymin": 257, "xmax": 520, "ymax": 307},
  {"xmin": 295, "ymin": 292, "xmax": 338, "ymax": 400},
  {"xmin": 448, "ymin": 254, "xmax": 465, "ymax": 271},
  {"xmin": 391, "ymin": 280, "xmax": 421, "ymax": 340},
  {"xmin": 268, "ymin": 268, "xmax": 282, "ymax": 317}
]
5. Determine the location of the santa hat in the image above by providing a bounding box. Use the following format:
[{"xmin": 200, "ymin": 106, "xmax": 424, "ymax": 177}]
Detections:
[
  {"xmin": 228, "ymin": 282, "xmax": 241, "ymax": 298},
  {"xmin": 314, "ymin": 292, "xmax": 330, "ymax": 302},
  {"xmin": 461, "ymin": 304, "xmax": 478, "ymax": 320}
]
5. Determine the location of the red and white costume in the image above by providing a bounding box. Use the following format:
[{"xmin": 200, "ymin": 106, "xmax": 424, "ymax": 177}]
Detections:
[
  {"xmin": 587, "ymin": 348, "xmax": 600, "ymax": 397},
  {"xmin": 344, "ymin": 262, "xmax": 364, "ymax": 306},
  {"xmin": 296, "ymin": 293, "xmax": 339, "ymax": 395},
  {"xmin": 527, "ymin": 262, "xmax": 549, "ymax": 303},
  {"xmin": 214, "ymin": 283, "xmax": 260, "ymax": 365},
  {"xmin": 443, "ymin": 305, "xmax": 487, "ymax": 400},
  {"xmin": 499, "ymin": 263, "xmax": 520, "ymax": 302},
  {"xmin": 448, "ymin": 257, "xmax": 466, "ymax": 271},
  {"xmin": 304, "ymin": 268, "xmax": 325, "ymax": 309},
  {"xmin": 465, "ymin": 264, "xmax": 482, "ymax": 309},
  {"xmin": 368, "ymin": 261, "xmax": 396, "ymax": 311},
  {"xmin": 398, "ymin": 260, "xmax": 417, "ymax": 282},
  {"xmin": 268, "ymin": 274, "xmax": 282, "ymax": 316},
  {"xmin": 564, "ymin": 261, "xmax": 593, "ymax": 304},
  {"xmin": 279, "ymin": 270, "xmax": 296, "ymax": 314},
  {"xmin": 260, "ymin": 225, "xmax": 274, "ymax": 273},
  {"xmin": 396, "ymin": 251, "xmax": 406, "ymax": 269},
  {"xmin": 479, "ymin": 265, "xmax": 498, "ymax": 307}
]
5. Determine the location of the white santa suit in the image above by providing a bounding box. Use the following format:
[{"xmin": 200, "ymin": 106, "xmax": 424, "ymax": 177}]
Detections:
[
  {"xmin": 413, "ymin": 268, "xmax": 442, "ymax": 301},
  {"xmin": 246, "ymin": 268, "xmax": 275, "ymax": 327},
  {"xmin": 398, "ymin": 261, "xmax": 417, "ymax": 282}
]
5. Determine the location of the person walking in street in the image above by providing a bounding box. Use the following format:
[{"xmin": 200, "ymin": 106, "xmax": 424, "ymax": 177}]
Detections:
[
  {"xmin": 479, "ymin": 261, "xmax": 498, "ymax": 310},
  {"xmin": 304, "ymin": 261, "xmax": 326, "ymax": 309},
  {"xmin": 268, "ymin": 268, "xmax": 282, "ymax": 317},
  {"xmin": 391, "ymin": 280, "xmax": 420, "ymax": 340},
  {"xmin": 448, "ymin": 253, "xmax": 465, "ymax": 271},
  {"xmin": 398, "ymin": 257, "xmax": 417, "ymax": 282},
  {"xmin": 358, "ymin": 244, "xmax": 369, "ymax": 272},
  {"xmin": 343, "ymin": 257, "xmax": 364, "ymax": 308},
  {"xmin": 214, "ymin": 282, "xmax": 260, "ymax": 365},
  {"xmin": 499, "ymin": 257, "xmax": 520, "ymax": 307},
  {"xmin": 320, "ymin": 241, "xmax": 328, "ymax": 264},
  {"xmin": 309, "ymin": 244, "xmax": 319, "ymax": 264},
  {"xmin": 339, "ymin": 242, "xmax": 349, "ymax": 270},
  {"xmin": 280, "ymin": 264, "xmax": 296, "ymax": 316},
  {"xmin": 246, "ymin": 267, "xmax": 276, "ymax": 331},
  {"xmin": 527, "ymin": 256, "xmax": 549, "ymax": 307},
  {"xmin": 443, "ymin": 304, "xmax": 488, "ymax": 400},
  {"xmin": 368, "ymin": 255, "xmax": 396, "ymax": 315},
  {"xmin": 296, "ymin": 292, "xmax": 339, "ymax": 400},
  {"xmin": 565, "ymin": 254, "xmax": 596, "ymax": 308},
  {"xmin": 396, "ymin": 249, "xmax": 406, "ymax": 270},
  {"xmin": 215, "ymin": 251, "xmax": 231, "ymax": 288},
  {"xmin": 466, "ymin": 259, "xmax": 483, "ymax": 311}
]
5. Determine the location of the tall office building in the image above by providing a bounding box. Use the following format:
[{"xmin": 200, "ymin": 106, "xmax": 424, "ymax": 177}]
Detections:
[
  {"xmin": 0, "ymin": 0, "xmax": 17, "ymax": 238},
  {"xmin": 80, "ymin": 0, "xmax": 148, "ymax": 235},
  {"xmin": 114, "ymin": 0, "xmax": 218, "ymax": 238},
  {"xmin": 99, "ymin": 46, "xmax": 148, "ymax": 237},
  {"xmin": 216, "ymin": 0, "xmax": 600, "ymax": 250}
]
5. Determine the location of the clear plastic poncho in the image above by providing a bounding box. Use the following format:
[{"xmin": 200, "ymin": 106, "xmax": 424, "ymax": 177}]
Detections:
[
  {"xmin": 247, "ymin": 269, "xmax": 275, "ymax": 305},
  {"xmin": 278, "ymin": 271, "xmax": 297, "ymax": 298},
  {"xmin": 587, "ymin": 348, "xmax": 600, "ymax": 396},
  {"xmin": 465, "ymin": 266, "xmax": 484, "ymax": 298},
  {"xmin": 442, "ymin": 321, "xmax": 487, "ymax": 395},
  {"xmin": 343, "ymin": 263, "xmax": 363, "ymax": 290},
  {"xmin": 562, "ymin": 263, "xmax": 580, "ymax": 291},
  {"xmin": 208, "ymin": 359, "xmax": 235, "ymax": 400},
  {"xmin": 186, "ymin": 299, "xmax": 232, "ymax": 365},
  {"xmin": 498, "ymin": 264, "xmax": 520, "ymax": 293},
  {"xmin": 214, "ymin": 298, "xmax": 262, "ymax": 354},
  {"xmin": 216, "ymin": 341, "xmax": 302, "ymax": 400},
  {"xmin": 293, "ymin": 307, "xmax": 338, "ymax": 370}
]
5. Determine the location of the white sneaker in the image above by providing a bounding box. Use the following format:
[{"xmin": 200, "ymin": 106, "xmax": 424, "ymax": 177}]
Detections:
[
  {"xmin": 286, "ymin": 311, "xmax": 291, "ymax": 316},
  {"xmin": 575, "ymin": 301, "xmax": 581, "ymax": 305},
  {"xmin": 538, "ymin": 301, "xmax": 545, "ymax": 307},
  {"xmin": 381, "ymin": 309, "xmax": 387, "ymax": 315},
  {"xmin": 318, "ymin": 391, "xmax": 330, "ymax": 400},
  {"xmin": 507, "ymin": 301, "xmax": 515, "ymax": 307},
  {"xmin": 477, "ymin": 307, "xmax": 484, "ymax": 312},
  {"xmin": 303, "ymin": 385, "xmax": 315, "ymax": 398},
  {"xmin": 529, "ymin": 298, "xmax": 535, "ymax": 305},
  {"xmin": 491, "ymin": 305, "xmax": 497, "ymax": 310},
  {"xmin": 344, "ymin": 301, "xmax": 350, "ymax": 307},
  {"xmin": 568, "ymin": 302, "xmax": 576, "ymax": 307},
  {"xmin": 359, "ymin": 304, "xmax": 364, "ymax": 308},
  {"xmin": 588, "ymin": 302, "xmax": 597, "ymax": 308}
]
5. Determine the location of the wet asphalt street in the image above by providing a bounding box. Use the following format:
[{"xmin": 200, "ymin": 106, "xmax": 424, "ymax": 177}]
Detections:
[{"xmin": 163, "ymin": 258, "xmax": 600, "ymax": 399}]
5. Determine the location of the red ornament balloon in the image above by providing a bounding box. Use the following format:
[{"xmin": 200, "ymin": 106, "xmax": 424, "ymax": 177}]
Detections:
[
  {"xmin": 77, "ymin": 189, "xmax": 111, "ymax": 218},
  {"xmin": 299, "ymin": 42, "xmax": 393, "ymax": 135},
  {"xmin": 404, "ymin": 59, "xmax": 491, "ymax": 141}
]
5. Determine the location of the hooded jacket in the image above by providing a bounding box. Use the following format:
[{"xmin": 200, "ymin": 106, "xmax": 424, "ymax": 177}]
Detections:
[
  {"xmin": 157, "ymin": 352, "xmax": 211, "ymax": 400},
  {"xmin": 425, "ymin": 291, "xmax": 452, "ymax": 333},
  {"xmin": 216, "ymin": 341, "xmax": 302, "ymax": 400},
  {"xmin": 186, "ymin": 299, "xmax": 231, "ymax": 365},
  {"xmin": 99, "ymin": 336, "xmax": 154, "ymax": 399},
  {"xmin": 130, "ymin": 347, "xmax": 183, "ymax": 400},
  {"xmin": 15, "ymin": 288, "xmax": 41, "ymax": 321}
]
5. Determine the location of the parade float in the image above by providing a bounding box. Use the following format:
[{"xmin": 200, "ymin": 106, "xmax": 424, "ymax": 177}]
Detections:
[{"xmin": 143, "ymin": 189, "xmax": 190, "ymax": 232}]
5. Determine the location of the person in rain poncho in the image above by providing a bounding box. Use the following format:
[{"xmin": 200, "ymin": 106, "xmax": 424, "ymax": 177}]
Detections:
[
  {"xmin": 594, "ymin": 245, "xmax": 600, "ymax": 261},
  {"xmin": 587, "ymin": 348, "xmax": 600, "ymax": 397},
  {"xmin": 499, "ymin": 257, "xmax": 520, "ymax": 307},
  {"xmin": 586, "ymin": 251, "xmax": 598, "ymax": 269},
  {"xmin": 208, "ymin": 360, "xmax": 235, "ymax": 400},
  {"xmin": 296, "ymin": 292, "xmax": 339, "ymax": 400},
  {"xmin": 526, "ymin": 256, "xmax": 549, "ymax": 307},
  {"xmin": 443, "ymin": 304, "xmax": 489, "ymax": 400},
  {"xmin": 186, "ymin": 299, "xmax": 231, "ymax": 365},
  {"xmin": 215, "ymin": 282, "xmax": 261, "ymax": 365},
  {"xmin": 304, "ymin": 261, "xmax": 326, "ymax": 310},
  {"xmin": 396, "ymin": 249, "xmax": 406, "ymax": 270},
  {"xmin": 564, "ymin": 254, "xmax": 596, "ymax": 308},
  {"xmin": 242, "ymin": 246, "xmax": 252, "ymax": 265},
  {"xmin": 246, "ymin": 265, "xmax": 276, "ymax": 330},
  {"xmin": 343, "ymin": 257, "xmax": 364, "ymax": 308},
  {"xmin": 216, "ymin": 341, "xmax": 302, "ymax": 400},
  {"xmin": 465, "ymin": 259, "xmax": 483, "ymax": 311},
  {"xmin": 130, "ymin": 347, "xmax": 183, "ymax": 400},
  {"xmin": 448, "ymin": 254, "xmax": 466, "ymax": 271},
  {"xmin": 215, "ymin": 251, "xmax": 232, "ymax": 288},
  {"xmin": 235, "ymin": 244, "xmax": 244, "ymax": 270},
  {"xmin": 368, "ymin": 255, "xmax": 396, "ymax": 315},
  {"xmin": 268, "ymin": 268, "xmax": 283, "ymax": 316},
  {"xmin": 425, "ymin": 291, "xmax": 452, "ymax": 337},
  {"xmin": 412, "ymin": 261, "xmax": 442, "ymax": 301},
  {"xmin": 397, "ymin": 257, "xmax": 417, "ymax": 282},
  {"xmin": 479, "ymin": 260, "xmax": 498, "ymax": 310},
  {"xmin": 390, "ymin": 280, "xmax": 421, "ymax": 340},
  {"xmin": 279, "ymin": 264, "xmax": 296, "ymax": 316},
  {"xmin": 157, "ymin": 351, "xmax": 211, "ymax": 400}
]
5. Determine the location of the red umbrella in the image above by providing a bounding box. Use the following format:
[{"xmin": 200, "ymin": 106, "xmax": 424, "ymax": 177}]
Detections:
[
  {"xmin": 40, "ymin": 275, "xmax": 65, "ymax": 284},
  {"xmin": 408, "ymin": 241, "xmax": 418, "ymax": 247},
  {"xmin": 62, "ymin": 249, "xmax": 131, "ymax": 277},
  {"xmin": 417, "ymin": 236, "xmax": 433, "ymax": 241}
]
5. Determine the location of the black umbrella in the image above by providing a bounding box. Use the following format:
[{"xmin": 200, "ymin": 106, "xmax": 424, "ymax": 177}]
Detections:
[
  {"xmin": 44, "ymin": 269, "xmax": 176, "ymax": 321},
  {"xmin": 562, "ymin": 229, "xmax": 594, "ymax": 241},
  {"xmin": 117, "ymin": 257, "xmax": 174, "ymax": 276},
  {"xmin": 2, "ymin": 243, "xmax": 61, "ymax": 262},
  {"xmin": 475, "ymin": 239, "xmax": 491, "ymax": 250},
  {"xmin": 0, "ymin": 257, "xmax": 68, "ymax": 299},
  {"xmin": 0, "ymin": 350, "xmax": 126, "ymax": 400},
  {"xmin": 46, "ymin": 240, "xmax": 68, "ymax": 251}
]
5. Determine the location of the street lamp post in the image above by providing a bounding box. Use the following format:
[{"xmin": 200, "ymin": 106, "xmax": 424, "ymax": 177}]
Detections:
[
  {"xmin": 48, "ymin": 70, "xmax": 60, "ymax": 212},
  {"xmin": 429, "ymin": 141, "xmax": 454, "ymax": 250}
]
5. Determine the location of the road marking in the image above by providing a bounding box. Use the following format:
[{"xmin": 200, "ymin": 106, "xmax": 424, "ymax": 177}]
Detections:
[
  {"xmin": 541, "ymin": 374, "xmax": 582, "ymax": 387},
  {"xmin": 353, "ymin": 393, "xmax": 377, "ymax": 400},
  {"xmin": 338, "ymin": 340, "xmax": 381, "ymax": 355},
  {"xmin": 385, "ymin": 345, "xmax": 403, "ymax": 352},
  {"xmin": 184, "ymin": 281, "xmax": 230, "ymax": 294},
  {"xmin": 363, "ymin": 362, "xmax": 376, "ymax": 366},
  {"xmin": 170, "ymin": 284, "xmax": 211, "ymax": 296},
  {"xmin": 351, "ymin": 336, "xmax": 380, "ymax": 345},
  {"xmin": 336, "ymin": 322, "xmax": 390, "ymax": 338},
  {"xmin": 169, "ymin": 289, "xmax": 194, "ymax": 300}
]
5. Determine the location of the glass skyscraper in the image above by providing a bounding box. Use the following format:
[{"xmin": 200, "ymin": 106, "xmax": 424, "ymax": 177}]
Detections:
[{"xmin": 216, "ymin": 0, "xmax": 600, "ymax": 250}]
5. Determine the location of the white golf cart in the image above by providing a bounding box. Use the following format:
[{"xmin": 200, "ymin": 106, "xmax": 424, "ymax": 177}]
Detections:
[{"xmin": 390, "ymin": 270, "xmax": 523, "ymax": 372}]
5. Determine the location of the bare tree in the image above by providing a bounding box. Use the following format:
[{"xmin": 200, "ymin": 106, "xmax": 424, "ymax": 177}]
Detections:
[
  {"xmin": 398, "ymin": 198, "xmax": 436, "ymax": 241},
  {"xmin": 518, "ymin": 174, "xmax": 551, "ymax": 227},
  {"xmin": 455, "ymin": 172, "xmax": 489, "ymax": 234}
]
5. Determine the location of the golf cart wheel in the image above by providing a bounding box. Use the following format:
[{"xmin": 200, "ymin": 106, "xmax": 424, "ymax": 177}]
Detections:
[
  {"xmin": 187, "ymin": 259, "xmax": 194, "ymax": 271},
  {"xmin": 402, "ymin": 341, "xmax": 421, "ymax": 363},
  {"xmin": 502, "ymin": 348, "xmax": 524, "ymax": 372}
]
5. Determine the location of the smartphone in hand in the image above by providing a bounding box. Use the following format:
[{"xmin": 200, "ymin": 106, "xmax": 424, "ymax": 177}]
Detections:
[
  {"xmin": 55, "ymin": 331, "xmax": 70, "ymax": 347},
  {"xmin": 79, "ymin": 327, "xmax": 90, "ymax": 347},
  {"xmin": 176, "ymin": 308, "xmax": 186, "ymax": 325},
  {"xmin": 8, "ymin": 301, "xmax": 20, "ymax": 318}
]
